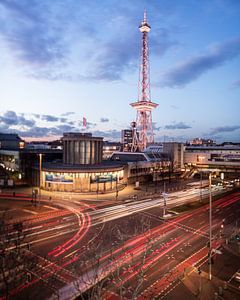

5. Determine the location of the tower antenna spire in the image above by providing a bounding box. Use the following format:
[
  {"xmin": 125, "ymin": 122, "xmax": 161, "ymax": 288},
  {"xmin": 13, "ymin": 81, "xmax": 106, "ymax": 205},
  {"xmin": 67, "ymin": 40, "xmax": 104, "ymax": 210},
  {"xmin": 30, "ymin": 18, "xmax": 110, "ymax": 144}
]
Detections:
[
  {"xmin": 130, "ymin": 11, "xmax": 158, "ymax": 152},
  {"xmin": 143, "ymin": 9, "xmax": 147, "ymax": 23}
]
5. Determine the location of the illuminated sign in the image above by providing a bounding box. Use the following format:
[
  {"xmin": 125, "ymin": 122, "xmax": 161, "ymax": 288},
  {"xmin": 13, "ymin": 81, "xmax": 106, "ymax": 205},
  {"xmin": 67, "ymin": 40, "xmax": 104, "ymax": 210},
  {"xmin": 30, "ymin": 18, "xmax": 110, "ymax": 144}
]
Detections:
[
  {"xmin": 45, "ymin": 173, "xmax": 73, "ymax": 184},
  {"xmin": 90, "ymin": 174, "xmax": 117, "ymax": 183}
]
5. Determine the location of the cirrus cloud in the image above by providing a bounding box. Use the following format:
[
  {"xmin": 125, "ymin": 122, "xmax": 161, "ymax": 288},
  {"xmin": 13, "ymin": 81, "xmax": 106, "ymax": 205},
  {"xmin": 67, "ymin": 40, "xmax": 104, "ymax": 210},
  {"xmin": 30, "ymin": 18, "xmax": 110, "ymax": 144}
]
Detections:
[
  {"xmin": 158, "ymin": 37, "xmax": 240, "ymax": 88},
  {"xmin": 164, "ymin": 122, "xmax": 191, "ymax": 130},
  {"xmin": 210, "ymin": 125, "xmax": 240, "ymax": 135}
]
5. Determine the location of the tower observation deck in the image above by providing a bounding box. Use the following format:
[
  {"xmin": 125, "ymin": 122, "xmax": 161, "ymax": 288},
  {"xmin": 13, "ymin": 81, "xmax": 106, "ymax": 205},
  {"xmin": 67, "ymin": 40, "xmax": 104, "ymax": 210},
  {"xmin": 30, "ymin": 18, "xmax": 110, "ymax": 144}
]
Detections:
[{"xmin": 130, "ymin": 11, "xmax": 158, "ymax": 152}]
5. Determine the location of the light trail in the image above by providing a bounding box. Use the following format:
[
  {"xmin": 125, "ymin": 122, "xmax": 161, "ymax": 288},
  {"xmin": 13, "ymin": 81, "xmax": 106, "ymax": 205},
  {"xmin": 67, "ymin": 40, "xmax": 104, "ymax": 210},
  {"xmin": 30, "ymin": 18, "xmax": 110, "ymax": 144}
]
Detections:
[{"xmin": 2, "ymin": 191, "xmax": 239, "ymax": 299}]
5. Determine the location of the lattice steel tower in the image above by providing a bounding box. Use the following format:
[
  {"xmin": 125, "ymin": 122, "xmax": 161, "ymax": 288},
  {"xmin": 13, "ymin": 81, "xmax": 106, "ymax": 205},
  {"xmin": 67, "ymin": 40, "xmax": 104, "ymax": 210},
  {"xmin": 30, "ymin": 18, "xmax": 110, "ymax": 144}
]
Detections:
[{"xmin": 130, "ymin": 11, "xmax": 158, "ymax": 152}]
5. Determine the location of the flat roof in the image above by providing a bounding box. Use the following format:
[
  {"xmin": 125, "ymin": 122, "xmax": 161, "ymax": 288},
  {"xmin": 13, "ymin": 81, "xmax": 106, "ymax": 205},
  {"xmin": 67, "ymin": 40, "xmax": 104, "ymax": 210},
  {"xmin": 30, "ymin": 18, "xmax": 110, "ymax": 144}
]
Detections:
[
  {"xmin": 41, "ymin": 161, "xmax": 125, "ymax": 173},
  {"xmin": 185, "ymin": 146, "xmax": 240, "ymax": 151}
]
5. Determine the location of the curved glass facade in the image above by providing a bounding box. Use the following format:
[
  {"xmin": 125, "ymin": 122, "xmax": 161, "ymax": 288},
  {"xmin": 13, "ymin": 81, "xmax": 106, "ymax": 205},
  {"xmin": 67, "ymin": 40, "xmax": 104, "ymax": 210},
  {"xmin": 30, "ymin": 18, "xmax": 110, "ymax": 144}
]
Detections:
[{"xmin": 42, "ymin": 168, "xmax": 124, "ymax": 193}]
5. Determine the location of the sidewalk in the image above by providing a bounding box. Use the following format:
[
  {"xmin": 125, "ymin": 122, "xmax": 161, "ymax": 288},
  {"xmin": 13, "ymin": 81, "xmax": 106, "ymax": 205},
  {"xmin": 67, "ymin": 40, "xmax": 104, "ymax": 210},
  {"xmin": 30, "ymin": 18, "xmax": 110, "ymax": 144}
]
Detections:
[
  {"xmin": 182, "ymin": 269, "xmax": 240, "ymax": 300},
  {"xmin": 180, "ymin": 241, "xmax": 240, "ymax": 300},
  {"xmin": 1, "ymin": 183, "xmax": 164, "ymax": 204}
]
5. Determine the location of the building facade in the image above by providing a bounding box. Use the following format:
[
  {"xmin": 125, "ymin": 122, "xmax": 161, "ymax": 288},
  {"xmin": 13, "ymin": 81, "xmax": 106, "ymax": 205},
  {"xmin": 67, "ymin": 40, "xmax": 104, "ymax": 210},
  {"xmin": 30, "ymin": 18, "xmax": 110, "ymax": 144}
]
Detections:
[
  {"xmin": 0, "ymin": 133, "xmax": 25, "ymax": 150},
  {"xmin": 184, "ymin": 145, "xmax": 240, "ymax": 171},
  {"xmin": 162, "ymin": 142, "xmax": 184, "ymax": 171},
  {"xmin": 41, "ymin": 163, "xmax": 125, "ymax": 193},
  {"xmin": 121, "ymin": 129, "xmax": 134, "ymax": 151},
  {"xmin": 62, "ymin": 132, "xmax": 103, "ymax": 165},
  {"xmin": 37, "ymin": 132, "xmax": 126, "ymax": 193}
]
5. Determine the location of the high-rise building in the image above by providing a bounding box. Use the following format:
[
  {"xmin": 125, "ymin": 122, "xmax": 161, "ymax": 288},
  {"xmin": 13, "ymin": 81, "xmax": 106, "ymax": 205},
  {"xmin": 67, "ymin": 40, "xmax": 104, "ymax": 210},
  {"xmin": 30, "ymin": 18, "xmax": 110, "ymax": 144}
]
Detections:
[{"xmin": 121, "ymin": 129, "xmax": 134, "ymax": 151}]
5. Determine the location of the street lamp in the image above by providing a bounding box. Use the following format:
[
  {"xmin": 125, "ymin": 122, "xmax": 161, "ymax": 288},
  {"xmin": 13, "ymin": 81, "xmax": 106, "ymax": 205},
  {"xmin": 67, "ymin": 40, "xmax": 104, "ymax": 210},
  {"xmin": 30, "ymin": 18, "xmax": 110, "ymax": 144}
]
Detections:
[
  {"xmin": 209, "ymin": 172, "xmax": 212, "ymax": 280},
  {"xmin": 198, "ymin": 156, "xmax": 205, "ymax": 203},
  {"xmin": 115, "ymin": 175, "xmax": 119, "ymax": 201},
  {"xmin": 163, "ymin": 182, "xmax": 167, "ymax": 217},
  {"xmin": 39, "ymin": 153, "xmax": 43, "ymax": 204}
]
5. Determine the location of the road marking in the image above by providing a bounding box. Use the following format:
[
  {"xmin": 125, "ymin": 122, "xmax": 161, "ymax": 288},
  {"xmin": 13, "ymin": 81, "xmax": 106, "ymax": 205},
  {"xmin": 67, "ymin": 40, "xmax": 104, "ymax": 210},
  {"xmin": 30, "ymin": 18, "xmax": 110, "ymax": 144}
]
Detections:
[
  {"xmin": 22, "ymin": 209, "xmax": 38, "ymax": 215},
  {"xmin": 43, "ymin": 205, "xmax": 59, "ymax": 211}
]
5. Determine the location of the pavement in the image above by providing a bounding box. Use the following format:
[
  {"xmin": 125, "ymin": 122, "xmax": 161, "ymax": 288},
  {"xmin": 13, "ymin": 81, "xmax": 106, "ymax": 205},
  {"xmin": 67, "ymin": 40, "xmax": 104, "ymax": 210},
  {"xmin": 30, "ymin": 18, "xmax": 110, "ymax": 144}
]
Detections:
[
  {"xmin": 182, "ymin": 270, "xmax": 239, "ymax": 300},
  {"xmin": 0, "ymin": 179, "xmax": 193, "ymax": 203},
  {"xmin": 165, "ymin": 238, "xmax": 240, "ymax": 300}
]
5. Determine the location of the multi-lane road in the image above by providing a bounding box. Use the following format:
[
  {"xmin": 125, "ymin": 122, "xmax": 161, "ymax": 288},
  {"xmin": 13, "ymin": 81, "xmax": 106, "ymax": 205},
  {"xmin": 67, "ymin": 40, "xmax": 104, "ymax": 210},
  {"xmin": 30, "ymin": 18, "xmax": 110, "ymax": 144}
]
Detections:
[{"xmin": 0, "ymin": 184, "xmax": 239, "ymax": 299}]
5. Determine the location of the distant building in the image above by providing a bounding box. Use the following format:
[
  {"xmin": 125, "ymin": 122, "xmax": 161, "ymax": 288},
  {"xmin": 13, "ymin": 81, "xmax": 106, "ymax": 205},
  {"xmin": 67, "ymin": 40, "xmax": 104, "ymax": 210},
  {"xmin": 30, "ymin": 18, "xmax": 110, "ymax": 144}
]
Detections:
[
  {"xmin": 184, "ymin": 145, "xmax": 240, "ymax": 169},
  {"xmin": 121, "ymin": 129, "xmax": 134, "ymax": 151},
  {"xmin": 0, "ymin": 137, "xmax": 62, "ymax": 186},
  {"xmin": 0, "ymin": 133, "xmax": 25, "ymax": 150},
  {"xmin": 110, "ymin": 151, "xmax": 171, "ymax": 184},
  {"xmin": 103, "ymin": 141, "xmax": 122, "ymax": 160},
  {"xmin": 162, "ymin": 142, "xmax": 184, "ymax": 171},
  {"xmin": 188, "ymin": 138, "xmax": 216, "ymax": 146}
]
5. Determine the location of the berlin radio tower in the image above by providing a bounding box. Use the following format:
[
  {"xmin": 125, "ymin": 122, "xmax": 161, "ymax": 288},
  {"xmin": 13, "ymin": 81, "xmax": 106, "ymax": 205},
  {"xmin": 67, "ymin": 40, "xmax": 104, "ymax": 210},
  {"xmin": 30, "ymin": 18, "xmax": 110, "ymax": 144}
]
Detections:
[{"xmin": 130, "ymin": 10, "xmax": 158, "ymax": 152}]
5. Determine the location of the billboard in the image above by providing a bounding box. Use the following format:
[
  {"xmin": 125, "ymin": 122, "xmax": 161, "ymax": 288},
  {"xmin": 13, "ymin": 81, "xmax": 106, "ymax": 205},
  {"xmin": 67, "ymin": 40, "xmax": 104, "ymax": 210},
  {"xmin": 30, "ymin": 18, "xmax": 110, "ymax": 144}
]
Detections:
[
  {"xmin": 45, "ymin": 173, "xmax": 73, "ymax": 184},
  {"xmin": 90, "ymin": 174, "xmax": 117, "ymax": 183}
]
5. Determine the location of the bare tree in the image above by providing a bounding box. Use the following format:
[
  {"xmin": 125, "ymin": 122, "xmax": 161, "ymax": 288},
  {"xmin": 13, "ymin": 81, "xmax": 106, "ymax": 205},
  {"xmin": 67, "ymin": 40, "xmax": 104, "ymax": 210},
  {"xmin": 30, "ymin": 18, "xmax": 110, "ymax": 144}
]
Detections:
[
  {"xmin": 69, "ymin": 215, "xmax": 155, "ymax": 300},
  {"xmin": 0, "ymin": 211, "xmax": 37, "ymax": 299}
]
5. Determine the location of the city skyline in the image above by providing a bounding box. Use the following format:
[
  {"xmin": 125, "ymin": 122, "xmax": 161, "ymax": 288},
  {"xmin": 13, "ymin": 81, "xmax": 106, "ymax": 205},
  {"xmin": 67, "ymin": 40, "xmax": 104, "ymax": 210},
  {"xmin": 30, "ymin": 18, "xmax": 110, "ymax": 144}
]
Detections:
[{"xmin": 0, "ymin": 0, "xmax": 240, "ymax": 143}]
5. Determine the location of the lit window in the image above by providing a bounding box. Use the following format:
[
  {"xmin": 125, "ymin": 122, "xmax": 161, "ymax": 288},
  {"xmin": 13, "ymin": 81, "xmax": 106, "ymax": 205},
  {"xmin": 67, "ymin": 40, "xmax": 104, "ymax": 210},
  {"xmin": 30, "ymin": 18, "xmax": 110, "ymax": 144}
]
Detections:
[{"xmin": 19, "ymin": 142, "xmax": 25, "ymax": 149}]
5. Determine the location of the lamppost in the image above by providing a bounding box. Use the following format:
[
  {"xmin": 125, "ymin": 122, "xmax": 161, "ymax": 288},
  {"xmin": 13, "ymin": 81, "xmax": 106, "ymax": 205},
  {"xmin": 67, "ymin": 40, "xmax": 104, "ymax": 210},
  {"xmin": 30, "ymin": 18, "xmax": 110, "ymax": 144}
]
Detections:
[
  {"xmin": 163, "ymin": 182, "xmax": 167, "ymax": 217},
  {"xmin": 135, "ymin": 161, "xmax": 140, "ymax": 189},
  {"xmin": 115, "ymin": 175, "xmax": 119, "ymax": 201},
  {"xmin": 209, "ymin": 172, "xmax": 212, "ymax": 280},
  {"xmin": 39, "ymin": 153, "xmax": 42, "ymax": 204},
  {"xmin": 199, "ymin": 156, "xmax": 205, "ymax": 203}
]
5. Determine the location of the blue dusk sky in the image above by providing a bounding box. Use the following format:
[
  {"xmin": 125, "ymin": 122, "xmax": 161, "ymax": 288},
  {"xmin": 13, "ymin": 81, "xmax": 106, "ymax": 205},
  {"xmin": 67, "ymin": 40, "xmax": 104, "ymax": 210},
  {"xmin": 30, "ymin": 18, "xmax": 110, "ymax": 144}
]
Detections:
[{"xmin": 0, "ymin": 0, "xmax": 240, "ymax": 143}]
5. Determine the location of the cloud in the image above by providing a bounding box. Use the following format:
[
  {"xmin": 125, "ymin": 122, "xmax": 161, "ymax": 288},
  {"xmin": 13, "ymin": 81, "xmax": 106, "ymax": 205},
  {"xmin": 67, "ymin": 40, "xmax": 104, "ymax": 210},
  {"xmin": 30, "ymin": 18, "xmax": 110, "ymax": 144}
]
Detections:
[
  {"xmin": 0, "ymin": 110, "xmax": 35, "ymax": 127},
  {"xmin": 41, "ymin": 115, "xmax": 59, "ymax": 122},
  {"xmin": 33, "ymin": 114, "xmax": 41, "ymax": 119},
  {"xmin": 0, "ymin": 1, "xmax": 176, "ymax": 81},
  {"xmin": 0, "ymin": 110, "xmax": 82, "ymax": 138},
  {"xmin": 231, "ymin": 79, "xmax": 240, "ymax": 89},
  {"xmin": 210, "ymin": 125, "xmax": 240, "ymax": 135},
  {"xmin": 92, "ymin": 129, "xmax": 121, "ymax": 140},
  {"xmin": 158, "ymin": 37, "xmax": 240, "ymax": 88},
  {"xmin": 2, "ymin": 124, "xmax": 79, "ymax": 138},
  {"xmin": 152, "ymin": 122, "xmax": 161, "ymax": 131},
  {"xmin": 0, "ymin": 0, "xmax": 66, "ymax": 66},
  {"xmin": 89, "ymin": 21, "xmax": 176, "ymax": 81},
  {"xmin": 170, "ymin": 105, "xmax": 179, "ymax": 110},
  {"xmin": 32, "ymin": 113, "xmax": 74, "ymax": 124},
  {"xmin": 100, "ymin": 117, "xmax": 109, "ymax": 123},
  {"xmin": 164, "ymin": 122, "xmax": 191, "ymax": 130},
  {"xmin": 61, "ymin": 112, "xmax": 75, "ymax": 116}
]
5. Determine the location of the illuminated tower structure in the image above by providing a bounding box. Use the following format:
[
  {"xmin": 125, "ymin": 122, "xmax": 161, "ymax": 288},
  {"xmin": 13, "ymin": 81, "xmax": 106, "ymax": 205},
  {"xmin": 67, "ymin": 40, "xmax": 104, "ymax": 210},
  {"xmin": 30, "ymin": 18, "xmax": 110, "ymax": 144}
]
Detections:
[{"xmin": 130, "ymin": 11, "xmax": 158, "ymax": 152}]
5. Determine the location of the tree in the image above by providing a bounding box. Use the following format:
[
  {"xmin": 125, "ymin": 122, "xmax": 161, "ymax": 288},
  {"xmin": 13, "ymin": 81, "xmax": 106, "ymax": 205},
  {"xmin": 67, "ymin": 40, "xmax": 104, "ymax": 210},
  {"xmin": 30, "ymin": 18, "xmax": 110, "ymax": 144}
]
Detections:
[
  {"xmin": 69, "ymin": 216, "xmax": 154, "ymax": 300},
  {"xmin": 0, "ymin": 211, "xmax": 37, "ymax": 299}
]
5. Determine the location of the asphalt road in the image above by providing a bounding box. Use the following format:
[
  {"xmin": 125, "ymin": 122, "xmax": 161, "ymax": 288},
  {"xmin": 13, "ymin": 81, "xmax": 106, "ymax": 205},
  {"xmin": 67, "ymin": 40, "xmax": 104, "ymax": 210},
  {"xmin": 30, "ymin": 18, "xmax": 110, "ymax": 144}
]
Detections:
[{"xmin": 0, "ymin": 186, "xmax": 239, "ymax": 300}]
